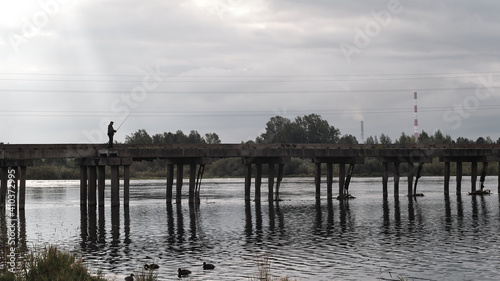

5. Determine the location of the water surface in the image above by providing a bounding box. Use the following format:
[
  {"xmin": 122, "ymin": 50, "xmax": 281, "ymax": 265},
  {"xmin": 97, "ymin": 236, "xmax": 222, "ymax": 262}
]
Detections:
[{"xmin": 3, "ymin": 177, "xmax": 500, "ymax": 281}]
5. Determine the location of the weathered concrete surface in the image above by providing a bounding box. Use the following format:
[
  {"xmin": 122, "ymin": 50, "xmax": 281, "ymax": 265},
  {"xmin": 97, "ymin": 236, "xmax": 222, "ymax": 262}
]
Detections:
[{"xmin": 0, "ymin": 143, "xmax": 498, "ymax": 162}]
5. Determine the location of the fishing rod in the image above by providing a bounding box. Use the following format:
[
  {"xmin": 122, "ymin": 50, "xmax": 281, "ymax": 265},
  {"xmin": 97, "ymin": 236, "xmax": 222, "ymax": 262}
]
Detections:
[{"xmin": 116, "ymin": 113, "xmax": 130, "ymax": 131}]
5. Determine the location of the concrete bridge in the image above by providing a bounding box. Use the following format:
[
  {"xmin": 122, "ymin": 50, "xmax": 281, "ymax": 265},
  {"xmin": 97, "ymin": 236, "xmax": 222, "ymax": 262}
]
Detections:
[{"xmin": 0, "ymin": 143, "xmax": 499, "ymax": 209}]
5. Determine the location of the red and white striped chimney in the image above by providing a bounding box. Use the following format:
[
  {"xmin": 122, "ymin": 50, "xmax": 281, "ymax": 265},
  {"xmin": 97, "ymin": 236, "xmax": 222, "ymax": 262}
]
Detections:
[{"xmin": 413, "ymin": 91, "xmax": 419, "ymax": 139}]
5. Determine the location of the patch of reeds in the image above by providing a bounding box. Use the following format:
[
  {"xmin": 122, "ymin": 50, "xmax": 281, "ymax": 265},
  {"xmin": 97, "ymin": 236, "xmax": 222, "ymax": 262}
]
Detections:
[
  {"xmin": 248, "ymin": 253, "xmax": 298, "ymax": 281},
  {"xmin": 133, "ymin": 267, "xmax": 158, "ymax": 281},
  {"xmin": 0, "ymin": 246, "xmax": 107, "ymax": 281}
]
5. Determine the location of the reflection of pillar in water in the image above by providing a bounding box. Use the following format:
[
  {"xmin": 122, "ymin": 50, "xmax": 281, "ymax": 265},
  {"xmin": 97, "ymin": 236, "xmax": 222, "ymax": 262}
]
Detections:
[
  {"xmin": 176, "ymin": 203, "xmax": 184, "ymax": 240},
  {"xmin": 166, "ymin": 202, "xmax": 175, "ymax": 242},
  {"xmin": 98, "ymin": 206, "xmax": 106, "ymax": 244},
  {"xmin": 111, "ymin": 206, "xmax": 120, "ymax": 244},
  {"xmin": 88, "ymin": 205, "xmax": 97, "ymax": 243},
  {"xmin": 255, "ymin": 200, "xmax": 262, "ymax": 235},
  {"xmin": 124, "ymin": 206, "xmax": 131, "ymax": 245},
  {"xmin": 189, "ymin": 204, "xmax": 197, "ymax": 239},
  {"xmin": 245, "ymin": 200, "xmax": 252, "ymax": 237},
  {"xmin": 80, "ymin": 206, "xmax": 88, "ymax": 249}
]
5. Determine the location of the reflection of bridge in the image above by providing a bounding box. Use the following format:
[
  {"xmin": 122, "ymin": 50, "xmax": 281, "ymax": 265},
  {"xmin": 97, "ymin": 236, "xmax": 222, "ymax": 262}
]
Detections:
[{"xmin": 0, "ymin": 143, "xmax": 499, "ymax": 208}]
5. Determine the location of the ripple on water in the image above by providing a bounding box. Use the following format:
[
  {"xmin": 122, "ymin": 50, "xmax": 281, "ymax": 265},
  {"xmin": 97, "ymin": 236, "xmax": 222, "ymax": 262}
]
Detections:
[{"xmin": 11, "ymin": 178, "xmax": 500, "ymax": 280}]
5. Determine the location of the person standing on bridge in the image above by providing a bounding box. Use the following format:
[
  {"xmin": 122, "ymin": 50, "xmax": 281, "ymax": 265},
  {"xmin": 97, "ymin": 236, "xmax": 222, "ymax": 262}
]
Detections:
[{"xmin": 107, "ymin": 121, "xmax": 116, "ymax": 148}]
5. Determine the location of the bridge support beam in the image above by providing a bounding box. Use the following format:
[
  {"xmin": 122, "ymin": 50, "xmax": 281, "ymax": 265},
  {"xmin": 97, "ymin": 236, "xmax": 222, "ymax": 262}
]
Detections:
[
  {"xmin": 456, "ymin": 162, "xmax": 462, "ymax": 195},
  {"xmin": 80, "ymin": 165, "xmax": 88, "ymax": 206},
  {"xmin": 394, "ymin": 162, "xmax": 400, "ymax": 197},
  {"xmin": 471, "ymin": 161, "xmax": 477, "ymax": 193},
  {"xmin": 0, "ymin": 161, "xmax": 32, "ymax": 209},
  {"xmin": 110, "ymin": 165, "xmax": 120, "ymax": 207},
  {"xmin": 326, "ymin": 163, "xmax": 333, "ymax": 200},
  {"xmin": 255, "ymin": 163, "xmax": 262, "ymax": 201},
  {"xmin": 98, "ymin": 166, "xmax": 105, "ymax": 207},
  {"xmin": 314, "ymin": 157, "xmax": 364, "ymax": 200},
  {"xmin": 407, "ymin": 163, "xmax": 414, "ymax": 197},
  {"xmin": 338, "ymin": 163, "xmax": 345, "ymax": 199},
  {"xmin": 382, "ymin": 162, "xmax": 388, "ymax": 198},
  {"xmin": 166, "ymin": 163, "xmax": 174, "ymax": 203},
  {"xmin": 245, "ymin": 164, "xmax": 252, "ymax": 201},
  {"xmin": 88, "ymin": 165, "xmax": 97, "ymax": 206},
  {"xmin": 243, "ymin": 157, "xmax": 290, "ymax": 202},
  {"xmin": 164, "ymin": 157, "xmax": 212, "ymax": 204},
  {"xmin": 77, "ymin": 157, "xmax": 132, "ymax": 208},
  {"xmin": 444, "ymin": 162, "xmax": 450, "ymax": 195}
]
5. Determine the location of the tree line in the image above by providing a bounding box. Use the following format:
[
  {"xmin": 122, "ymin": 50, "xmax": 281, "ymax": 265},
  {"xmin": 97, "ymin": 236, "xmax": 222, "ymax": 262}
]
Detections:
[{"xmin": 27, "ymin": 114, "xmax": 500, "ymax": 179}]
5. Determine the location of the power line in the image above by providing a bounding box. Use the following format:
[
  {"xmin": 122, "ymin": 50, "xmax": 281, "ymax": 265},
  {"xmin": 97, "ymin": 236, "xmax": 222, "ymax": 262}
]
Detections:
[
  {"xmin": 0, "ymin": 86, "xmax": 496, "ymax": 94},
  {"xmin": 1, "ymin": 105, "xmax": 500, "ymax": 117}
]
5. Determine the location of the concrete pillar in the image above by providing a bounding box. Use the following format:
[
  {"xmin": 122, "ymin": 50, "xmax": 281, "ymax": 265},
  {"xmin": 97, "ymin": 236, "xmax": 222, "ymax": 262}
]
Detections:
[
  {"xmin": 444, "ymin": 162, "xmax": 450, "ymax": 195},
  {"xmin": 111, "ymin": 165, "xmax": 120, "ymax": 207},
  {"xmin": 382, "ymin": 162, "xmax": 388, "ymax": 198},
  {"xmin": 166, "ymin": 164, "xmax": 174, "ymax": 202},
  {"xmin": 244, "ymin": 164, "xmax": 252, "ymax": 201},
  {"xmin": 394, "ymin": 162, "xmax": 400, "ymax": 197},
  {"xmin": 339, "ymin": 163, "xmax": 345, "ymax": 199},
  {"xmin": 275, "ymin": 164, "xmax": 284, "ymax": 201},
  {"xmin": 268, "ymin": 163, "xmax": 275, "ymax": 202},
  {"xmin": 88, "ymin": 166, "xmax": 97, "ymax": 206},
  {"xmin": 471, "ymin": 161, "xmax": 477, "ymax": 193},
  {"xmin": 407, "ymin": 163, "xmax": 414, "ymax": 196},
  {"xmin": 315, "ymin": 163, "xmax": 321, "ymax": 199},
  {"xmin": 255, "ymin": 163, "xmax": 262, "ymax": 202},
  {"xmin": 98, "ymin": 166, "xmax": 105, "ymax": 207},
  {"xmin": 456, "ymin": 162, "xmax": 462, "ymax": 195},
  {"xmin": 19, "ymin": 166, "xmax": 26, "ymax": 209},
  {"xmin": 80, "ymin": 166, "xmax": 88, "ymax": 205},
  {"xmin": 176, "ymin": 164, "xmax": 184, "ymax": 203},
  {"xmin": 123, "ymin": 165, "xmax": 130, "ymax": 206},
  {"xmin": 326, "ymin": 163, "xmax": 333, "ymax": 200},
  {"xmin": 189, "ymin": 163, "xmax": 196, "ymax": 205}
]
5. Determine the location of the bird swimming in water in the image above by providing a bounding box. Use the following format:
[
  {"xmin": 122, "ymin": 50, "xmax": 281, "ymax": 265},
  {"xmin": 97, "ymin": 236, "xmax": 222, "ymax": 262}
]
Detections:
[
  {"xmin": 124, "ymin": 274, "xmax": 134, "ymax": 281},
  {"xmin": 144, "ymin": 263, "xmax": 160, "ymax": 270},
  {"xmin": 178, "ymin": 268, "xmax": 191, "ymax": 277},
  {"xmin": 203, "ymin": 262, "xmax": 215, "ymax": 270}
]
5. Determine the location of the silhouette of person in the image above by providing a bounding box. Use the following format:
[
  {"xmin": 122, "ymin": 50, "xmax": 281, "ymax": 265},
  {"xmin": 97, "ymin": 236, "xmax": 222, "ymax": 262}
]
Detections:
[{"xmin": 107, "ymin": 121, "xmax": 116, "ymax": 148}]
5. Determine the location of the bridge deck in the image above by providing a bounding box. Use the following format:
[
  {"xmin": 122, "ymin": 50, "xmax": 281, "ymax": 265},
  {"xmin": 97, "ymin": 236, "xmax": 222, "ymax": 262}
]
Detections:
[{"xmin": 0, "ymin": 143, "xmax": 499, "ymax": 209}]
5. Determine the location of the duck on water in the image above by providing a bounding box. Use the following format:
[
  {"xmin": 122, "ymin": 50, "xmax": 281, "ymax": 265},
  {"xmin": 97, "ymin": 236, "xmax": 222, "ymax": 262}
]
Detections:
[
  {"xmin": 178, "ymin": 268, "xmax": 192, "ymax": 277},
  {"xmin": 144, "ymin": 263, "xmax": 160, "ymax": 270}
]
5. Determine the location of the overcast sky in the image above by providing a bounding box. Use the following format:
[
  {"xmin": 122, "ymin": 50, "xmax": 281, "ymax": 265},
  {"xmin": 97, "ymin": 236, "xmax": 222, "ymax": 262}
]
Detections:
[{"xmin": 1, "ymin": 0, "xmax": 499, "ymax": 144}]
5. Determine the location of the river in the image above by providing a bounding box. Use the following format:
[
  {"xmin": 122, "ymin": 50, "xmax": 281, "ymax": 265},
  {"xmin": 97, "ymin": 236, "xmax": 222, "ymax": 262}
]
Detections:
[{"xmin": 2, "ymin": 177, "xmax": 500, "ymax": 281}]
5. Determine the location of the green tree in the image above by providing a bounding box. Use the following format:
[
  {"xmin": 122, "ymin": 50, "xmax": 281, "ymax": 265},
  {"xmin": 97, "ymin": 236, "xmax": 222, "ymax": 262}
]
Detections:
[
  {"xmin": 432, "ymin": 129, "xmax": 452, "ymax": 144},
  {"xmin": 125, "ymin": 129, "xmax": 152, "ymax": 144},
  {"xmin": 259, "ymin": 116, "xmax": 292, "ymax": 143},
  {"xmin": 292, "ymin": 114, "xmax": 340, "ymax": 143},
  {"xmin": 205, "ymin": 133, "xmax": 221, "ymax": 144},
  {"xmin": 187, "ymin": 130, "xmax": 205, "ymax": 143},
  {"xmin": 379, "ymin": 133, "xmax": 392, "ymax": 144},
  {"xmin": 394, "ymin": 132, "xmax": 416, "ymax": 145},
  {"xmin": 456, "ymin": 136, "xmax": 472, "ymax": 144},
  {"xmin": 365, "ymin": 135, "xmax": 378, "ymax": 144},
  {"xmin": 417, "ymin": 130, "xmax": 432, "ymax": 144},
  {"xmin": 339, "ymin": 134, "xmax": 358, "ymax": 144}
]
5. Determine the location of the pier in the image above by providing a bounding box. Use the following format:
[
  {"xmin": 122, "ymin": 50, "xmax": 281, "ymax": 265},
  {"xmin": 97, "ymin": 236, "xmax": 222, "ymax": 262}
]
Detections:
[{"xmin": 0, "ymin": 143, "xmax": 499, "ymax": 208}]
